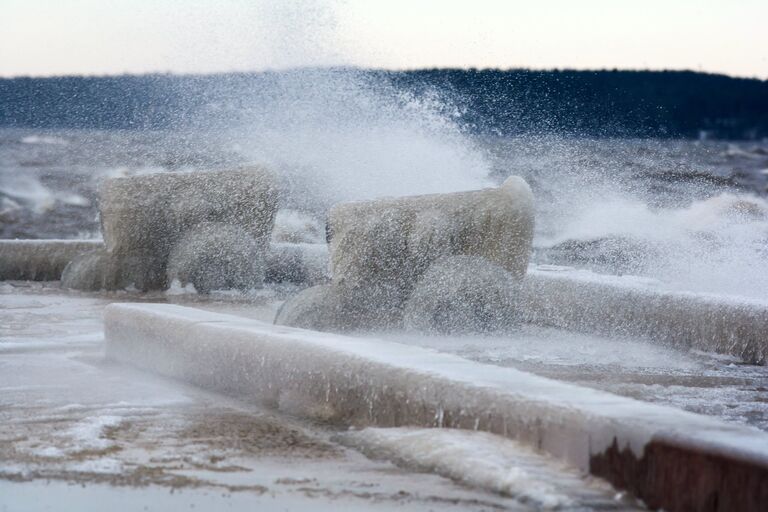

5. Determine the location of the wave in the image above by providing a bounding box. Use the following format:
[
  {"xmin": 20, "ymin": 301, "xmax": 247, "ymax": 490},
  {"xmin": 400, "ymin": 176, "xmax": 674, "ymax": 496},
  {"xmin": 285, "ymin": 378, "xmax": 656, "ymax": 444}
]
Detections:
[
  {"xmin": 538, "ymin": 192, "xmax": 768, "ymax": 299},
  {"xmin": 0, "ymin": 176, "xmax": 89, "ymax": 214}
]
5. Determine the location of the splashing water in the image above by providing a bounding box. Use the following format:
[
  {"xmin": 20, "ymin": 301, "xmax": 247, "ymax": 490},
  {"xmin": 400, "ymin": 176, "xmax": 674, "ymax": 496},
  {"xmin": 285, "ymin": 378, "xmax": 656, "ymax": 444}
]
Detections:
[
  {"xmin": 227, "ymin": 69, "xmax": 493, "ymax": 208},
  {"xmin": 4, "ymin": 1, "xmax": 768, "ymax": 304},
  {"xmin": 496, "ymin": 137, "xmax": 768, "ymax": 299},
  {"xmin": 183, "ymin": 1, "xmax": 493, "ymax": 209}
]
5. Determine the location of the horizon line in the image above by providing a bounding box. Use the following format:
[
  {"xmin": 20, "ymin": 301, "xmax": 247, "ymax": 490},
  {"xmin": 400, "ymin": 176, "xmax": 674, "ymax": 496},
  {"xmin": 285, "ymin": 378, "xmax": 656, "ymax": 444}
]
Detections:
[{"xmin": 2, "ymin": 65, "xmax": 766, "ymax": 82}]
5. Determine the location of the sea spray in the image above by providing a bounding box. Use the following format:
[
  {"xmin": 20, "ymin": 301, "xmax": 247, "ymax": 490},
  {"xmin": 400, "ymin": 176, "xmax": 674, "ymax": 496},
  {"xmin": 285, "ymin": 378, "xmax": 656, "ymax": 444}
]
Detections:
[
  {"xmin": 500, "ymin": 136, "xmax": 768, "ymax": 299},
  {"xmin": 209, "ymin": 68, "xmax": 494, "ymax": 211}
]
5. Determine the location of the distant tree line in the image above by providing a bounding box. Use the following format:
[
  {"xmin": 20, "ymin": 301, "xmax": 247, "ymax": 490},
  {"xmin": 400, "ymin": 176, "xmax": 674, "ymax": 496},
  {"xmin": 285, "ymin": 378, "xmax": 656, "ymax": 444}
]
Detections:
[{"xmin": 1, "ymin": 69, "xmax": 766, "ymax": 139}]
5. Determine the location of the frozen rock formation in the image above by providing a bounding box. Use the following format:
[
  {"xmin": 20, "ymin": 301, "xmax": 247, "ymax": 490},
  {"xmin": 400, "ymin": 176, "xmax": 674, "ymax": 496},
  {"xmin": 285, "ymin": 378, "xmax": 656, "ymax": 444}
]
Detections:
[
  {"xmin": 276, "ymin": 176, "xmax": 534, "ymax": 331},
  {"xmin": 63, "ymin": 167, "xmax": 279, "ymax": 291},
  {"xmin": 403, "ymin": 256, "xmax": 520, "ymax": 334}
]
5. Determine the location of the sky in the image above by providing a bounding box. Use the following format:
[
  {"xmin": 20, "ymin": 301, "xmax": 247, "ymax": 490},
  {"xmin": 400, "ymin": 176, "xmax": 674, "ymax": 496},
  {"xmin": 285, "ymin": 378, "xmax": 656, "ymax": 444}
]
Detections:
[{"xmin": 1, "ymin": 0, "xmax": 766, "ymax": 79}]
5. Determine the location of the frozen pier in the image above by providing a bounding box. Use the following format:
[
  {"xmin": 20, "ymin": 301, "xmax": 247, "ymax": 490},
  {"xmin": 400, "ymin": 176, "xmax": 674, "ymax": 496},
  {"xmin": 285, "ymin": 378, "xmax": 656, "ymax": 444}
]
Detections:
[
  {"xmin": 1, "ymin": 285, "xmax": 638, "ymax": 511},
  {"xmin": 106, "ymin": 302, "xmax": 768, "ymax": 512}
]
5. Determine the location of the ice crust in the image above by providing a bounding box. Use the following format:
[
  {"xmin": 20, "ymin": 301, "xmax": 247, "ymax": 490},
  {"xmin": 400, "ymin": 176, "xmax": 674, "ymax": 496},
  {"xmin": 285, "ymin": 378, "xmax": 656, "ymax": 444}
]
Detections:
[
  {"xmin": 105, "ymin": 303, "xmax": 768, "ymax": 475},
  {"xmin": 277, "ymin": 176, "xmax": 534, "ymax": 330},
  {"xmin": 63, "ymin": 167, "xmax": 279, "ymax": 291},
  {"xmin": 339, "ymin": 427, "xmax": 628, "ymax": 509},
  {"xmin": 521, "ymin": 265, "xmax": 768, "ymax": 364}
]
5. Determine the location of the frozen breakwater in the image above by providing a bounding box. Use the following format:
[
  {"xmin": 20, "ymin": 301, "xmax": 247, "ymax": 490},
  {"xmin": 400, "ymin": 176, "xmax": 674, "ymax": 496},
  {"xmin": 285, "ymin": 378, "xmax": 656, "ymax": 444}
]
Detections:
[
  {"xmin": 4, "ymin": 235, "xmax": 768, "ymax": 365},
  {"xmin": 521, "ymin": 266, "xmax": 768, "ymax": 365},
  {"xmin": 277, "ymin": 176, "xmax": 534, "ymax": 331},
  {"xmin": 64, "ymin": 167, "xmax": 279, "ymax": 292},
  {"xmin": 106, "ymin": 303, "xmax": 768, "ymax": 512}
]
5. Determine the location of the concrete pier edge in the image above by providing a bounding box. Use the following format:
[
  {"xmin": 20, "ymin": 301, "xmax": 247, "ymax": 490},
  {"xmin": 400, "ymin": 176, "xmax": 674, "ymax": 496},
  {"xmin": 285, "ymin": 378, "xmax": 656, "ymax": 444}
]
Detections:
[{"xmin": 105, "ymin": 303, "xmax": 768, "ymax": 512}]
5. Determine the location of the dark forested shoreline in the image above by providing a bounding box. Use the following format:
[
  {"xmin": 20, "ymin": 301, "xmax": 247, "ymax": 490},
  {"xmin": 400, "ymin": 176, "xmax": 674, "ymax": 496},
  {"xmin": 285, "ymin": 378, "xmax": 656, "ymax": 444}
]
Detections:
[{"xmin": 1, "ymin": 68, "xmax": 766, "ymax": 139}]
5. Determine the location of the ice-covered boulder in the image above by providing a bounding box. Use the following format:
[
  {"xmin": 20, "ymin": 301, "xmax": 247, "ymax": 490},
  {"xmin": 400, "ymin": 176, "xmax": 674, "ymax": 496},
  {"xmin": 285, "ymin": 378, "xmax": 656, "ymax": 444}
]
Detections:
[
  {"xmin": 65, "ymin": 167, "xmax": 279, "ymax": 291},
  {"xmin": 403, "ymin": 256, "xmax": 520, "ymax": 334},
  {"xmin": 277, "ymin": 177, "xmax": 534, "ymax": 331},
  {"xmin": 62, "ymin": 247, "xmax": 167, "ymax": 291},
  {"xmin": 331, "ymin": 176, "xmax": 533, "ymax": 327}
]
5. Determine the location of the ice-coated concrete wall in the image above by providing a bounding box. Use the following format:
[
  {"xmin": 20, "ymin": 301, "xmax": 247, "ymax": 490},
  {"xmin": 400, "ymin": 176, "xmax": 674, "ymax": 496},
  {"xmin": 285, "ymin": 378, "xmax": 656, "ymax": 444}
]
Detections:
[
  {"xmin": 65, "ymin": 167, "xmax": 279, "ymax": 291},
  {"xmin": 520, "ymin": 267, "xmax": 768, "ymax": 365},
  {"xmin": 329, "ymin": 175, "xmax": 534, "ymax": 283},
  {"xmin": 277, "ymin": 176, "xmax": 534, "ymax": 330},
  {"xmin": 0, "ymin": 239, "xmax": 103, "ymax": 281},
  {"xmin": 105, "ymin": 303, "xmax": 768, "ymax": 512}
]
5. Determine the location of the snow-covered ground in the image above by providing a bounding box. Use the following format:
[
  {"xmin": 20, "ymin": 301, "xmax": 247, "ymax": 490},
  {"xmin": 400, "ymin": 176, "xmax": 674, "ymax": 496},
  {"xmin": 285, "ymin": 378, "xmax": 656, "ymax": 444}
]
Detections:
[{"xmin": 1, "ymin": 282, "xmax": 642, "ymax": 511}]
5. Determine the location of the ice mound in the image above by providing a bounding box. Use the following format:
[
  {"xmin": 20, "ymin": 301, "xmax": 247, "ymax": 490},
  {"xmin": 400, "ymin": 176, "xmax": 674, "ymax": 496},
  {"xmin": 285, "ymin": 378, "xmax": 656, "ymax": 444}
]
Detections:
[
  {"xmin": 62, "ymin": 167, "xmax": 279, "ymax": 291},
  {"xmin": 276, "ymin": 176, "xmax": 534, "ymax": 331}
]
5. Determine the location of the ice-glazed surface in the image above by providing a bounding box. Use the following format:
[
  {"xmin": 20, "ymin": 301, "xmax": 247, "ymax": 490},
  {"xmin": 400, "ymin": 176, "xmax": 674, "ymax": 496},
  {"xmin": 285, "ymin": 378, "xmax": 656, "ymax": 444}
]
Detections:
[
  {"xmin": 383, "ymin": 324, "xmax": 768, "ymax": 432},
  {"xmin": 339, "ymin": 428, "xmax": 641, "ymax": 510},
  {"xmin": 104, "ymin": 302, "xmax": 768, "ymax": 468},
  {"xmin": 520, "ymin": 265, "xmax": 768, "ymax": 364},
  {"xmin": 2, "ymin": 283, "xmax": 620, "ymax": 511},
  {"xmin": 5, "ymin": 283, "xmax": 768, "ymax": 509}
]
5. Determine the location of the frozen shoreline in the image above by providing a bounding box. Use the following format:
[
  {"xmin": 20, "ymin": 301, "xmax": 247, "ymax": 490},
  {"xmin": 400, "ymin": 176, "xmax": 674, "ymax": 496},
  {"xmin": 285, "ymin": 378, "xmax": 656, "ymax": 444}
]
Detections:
[
  {"xmin": 1, "ymin": 284, "xmax": 637, "ymax": 511},
  {"xmin": 3, "ymin": 281, "xmax": 768, "ymax": 510}
]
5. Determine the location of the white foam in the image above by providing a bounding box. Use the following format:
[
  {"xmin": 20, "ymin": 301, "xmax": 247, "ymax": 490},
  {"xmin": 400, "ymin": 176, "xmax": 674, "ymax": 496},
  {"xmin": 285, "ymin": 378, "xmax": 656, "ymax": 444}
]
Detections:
[
  {"xmin": 230, "ymin": 70, "xmax": 492, "ymax": 208},
  {"xmin": 271, "ymin": 209, "xmax": 325, "ymax": 244},
  {"xmin": 542, "ymin": 191, "xmax": 768, "ymax": 299}
]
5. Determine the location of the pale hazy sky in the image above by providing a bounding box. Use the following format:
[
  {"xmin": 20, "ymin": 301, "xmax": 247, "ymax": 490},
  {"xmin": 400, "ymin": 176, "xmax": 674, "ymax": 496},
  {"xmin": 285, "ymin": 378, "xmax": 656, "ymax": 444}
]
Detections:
[{"xmin": 1, "ymin": 0, "xmax": 766, "ymax": 78}]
